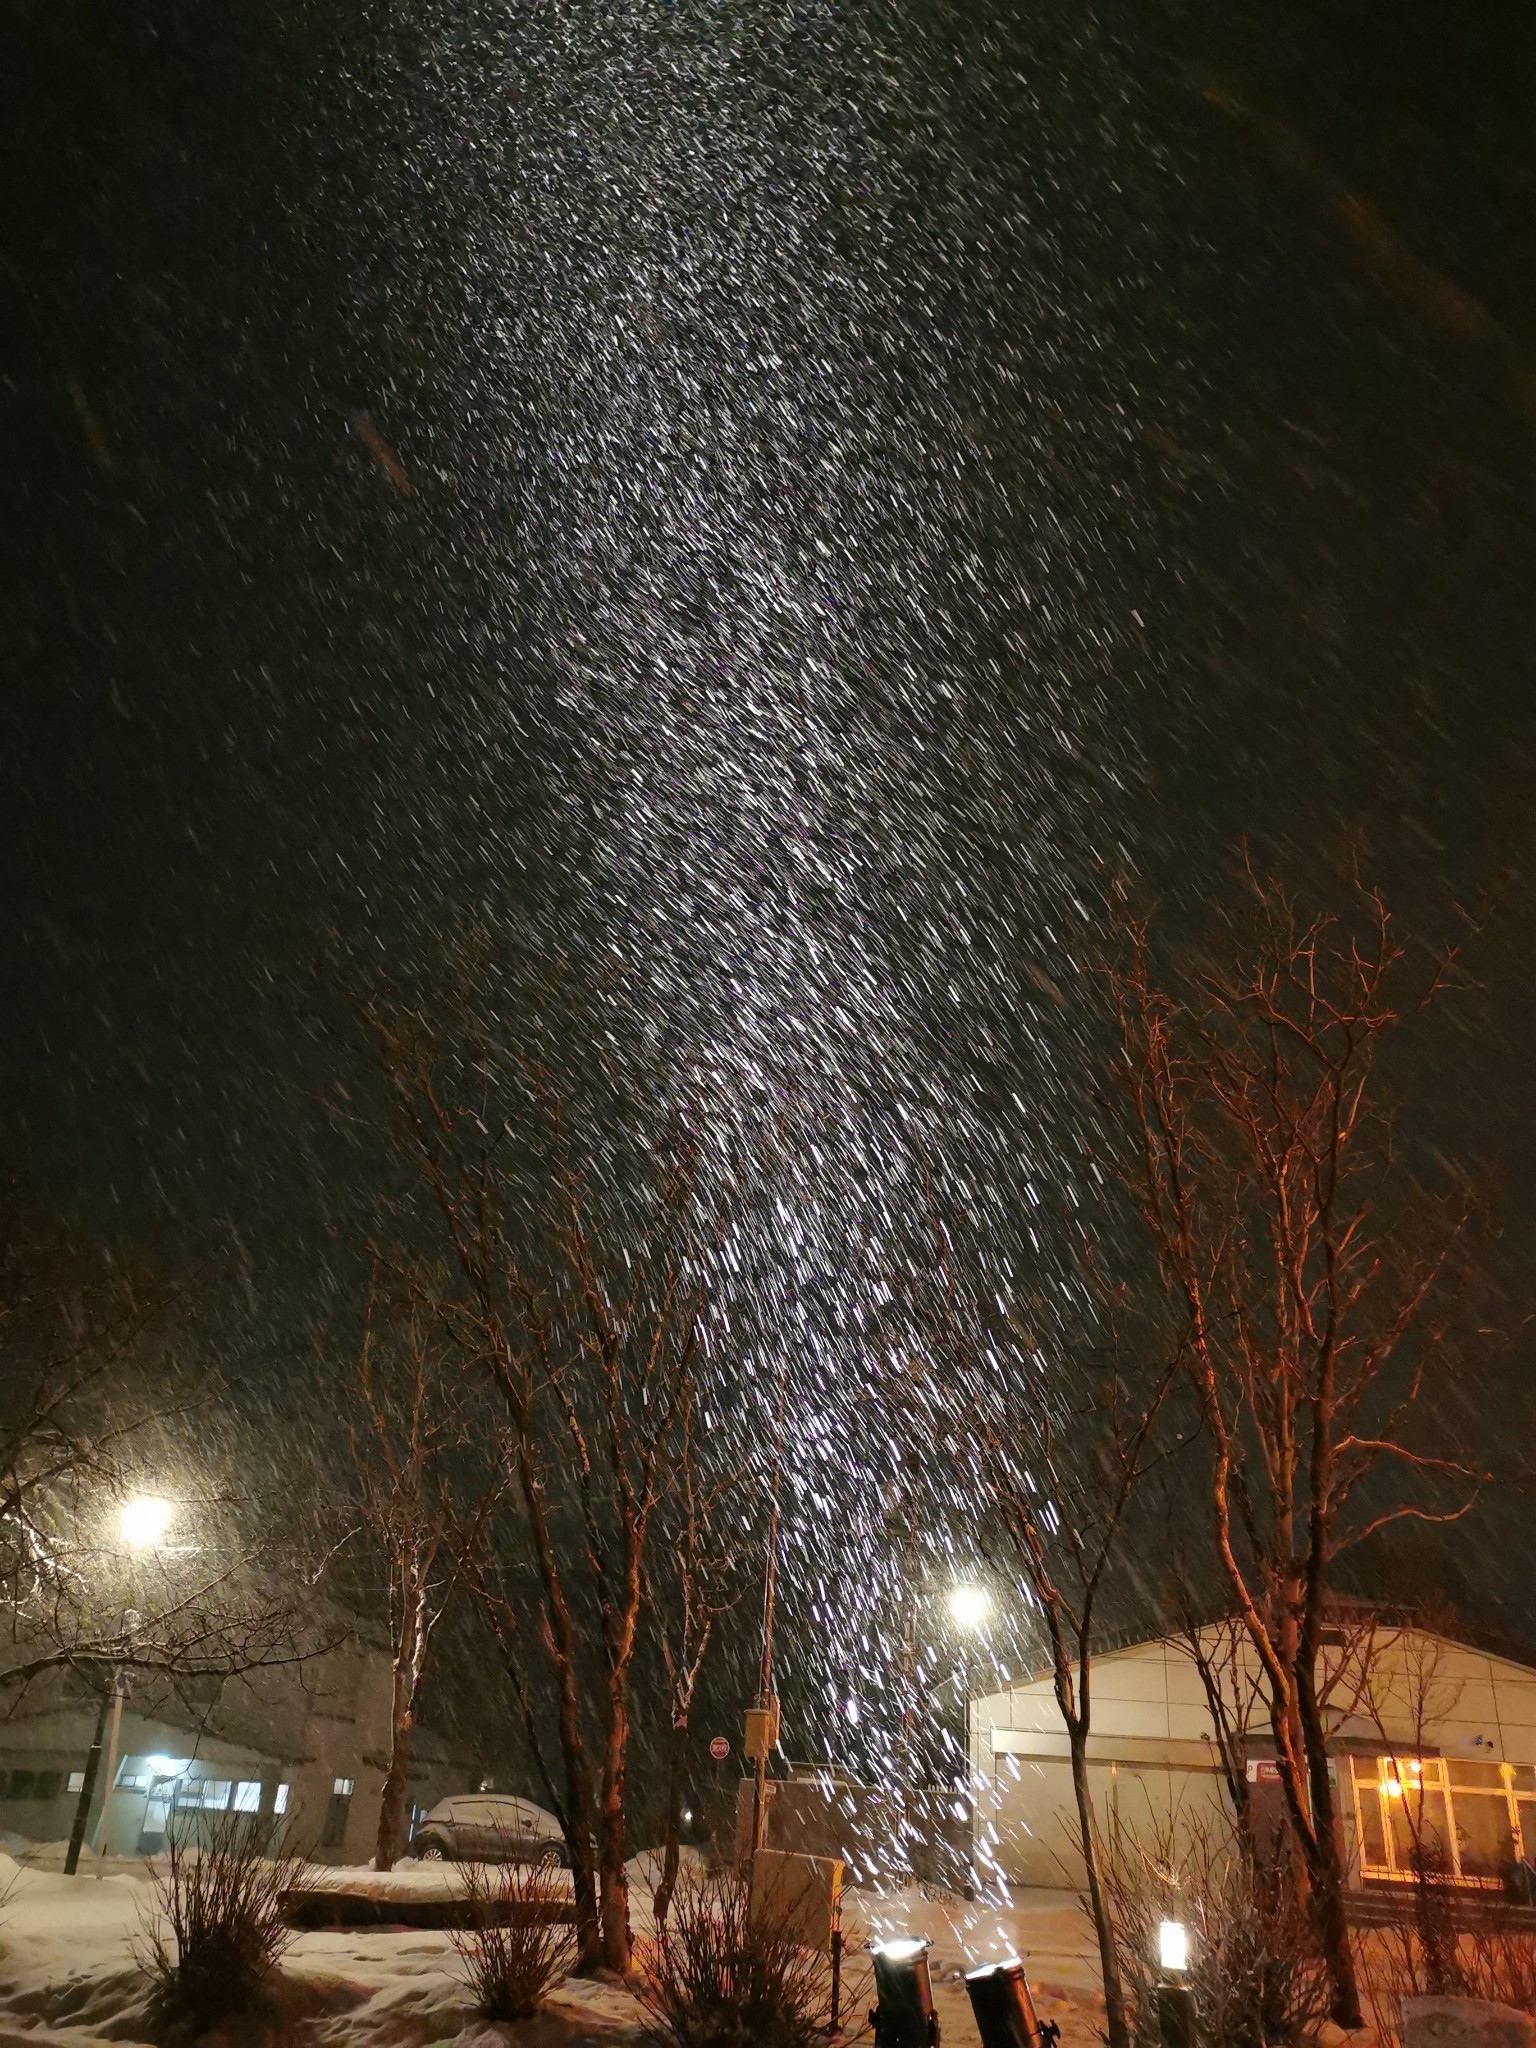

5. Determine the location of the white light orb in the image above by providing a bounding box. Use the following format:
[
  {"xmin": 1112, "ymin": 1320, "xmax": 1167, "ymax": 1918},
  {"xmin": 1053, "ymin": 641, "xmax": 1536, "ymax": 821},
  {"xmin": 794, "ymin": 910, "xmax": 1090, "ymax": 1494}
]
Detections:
[
  {"xmin": 948, "ymin": 1584, "xmax": 992, "ymax": 1630},
  {"xmin": 1159, "ymin": 1920, "xmax": 1190, "ymax": 1973},
  {"xmin": 120, "ymin": 1496, "xmax": 174, "ymax": 1551}
]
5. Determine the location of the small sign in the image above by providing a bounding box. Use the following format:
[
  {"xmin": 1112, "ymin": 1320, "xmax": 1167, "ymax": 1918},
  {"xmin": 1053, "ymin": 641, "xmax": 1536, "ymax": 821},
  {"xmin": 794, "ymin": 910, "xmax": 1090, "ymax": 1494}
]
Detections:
[
  {"xmin": 709, "ymin": 1736, "xmax": 731, "ymax": 1763},
  {"xmin": 1244, "ymin": 1757, "xmax": 1336, "ymax": 1785}
]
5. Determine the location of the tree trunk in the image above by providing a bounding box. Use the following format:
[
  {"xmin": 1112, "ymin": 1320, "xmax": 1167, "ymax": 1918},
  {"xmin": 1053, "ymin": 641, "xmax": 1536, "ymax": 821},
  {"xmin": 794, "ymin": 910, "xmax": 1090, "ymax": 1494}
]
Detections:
[
  {"xmin": 554, "ymin": 1663, "xmax": 601, "ymax": 1969},
  {"xmin": 375, "ymin": 1626, "xmax": 419, "ymax": 1871},
  {"xmin": 597, "ymin": 1660, "xmax": 633, "ymax": 1972},
  {"xmin": 653, "ymin": 1718, "xmax": 689, "ymax": 1926},
  {"xmin": 1068, "ymin": 1730, "xmax": 1130, "ymax": 2048},
  {"xmin": 1299, "ymin": 1666, "xmax": 1364, "ymax": 2027},
  {"xmin": 1308, "ymin": 1830, "xmax": 1363, "ymax": 2030}
]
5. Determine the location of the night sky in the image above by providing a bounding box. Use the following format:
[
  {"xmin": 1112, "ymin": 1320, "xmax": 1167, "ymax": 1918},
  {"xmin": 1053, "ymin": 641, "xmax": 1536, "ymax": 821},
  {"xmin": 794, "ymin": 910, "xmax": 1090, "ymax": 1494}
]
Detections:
[{"xmin": 6, "ymin": 0, "xmax": 1536, "ymax": 1691}]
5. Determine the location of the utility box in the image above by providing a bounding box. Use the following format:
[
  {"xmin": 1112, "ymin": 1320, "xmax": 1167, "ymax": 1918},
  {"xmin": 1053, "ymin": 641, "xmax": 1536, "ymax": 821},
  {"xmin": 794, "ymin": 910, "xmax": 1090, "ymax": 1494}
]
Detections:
[
  {"xmin": 750, "ymin": 1848, "xmax": 843, "ymax": 1951},
  {"xmin": 744, "ymin": 1699, "xmax": 781, "ymax": 1760}
]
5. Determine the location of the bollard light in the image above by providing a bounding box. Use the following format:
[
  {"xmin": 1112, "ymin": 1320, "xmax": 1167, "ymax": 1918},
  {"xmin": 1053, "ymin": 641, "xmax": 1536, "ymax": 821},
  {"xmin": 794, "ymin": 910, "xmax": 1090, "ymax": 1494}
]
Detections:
[
  {"xmin": 965, "ymin": 1956, "xmax": 1050, "ymax": 2048},
  {"xmin": 869, "ymin": 1937, "xmax": 938, "ymax": 2048},
  {"xmin": 1158, "ymin": 1920, "xmax": 1189, "ymax": 1975},
  {"xmin": 1156, "ymin": 1919, "xmax": 1194, "ymax": 2048}
]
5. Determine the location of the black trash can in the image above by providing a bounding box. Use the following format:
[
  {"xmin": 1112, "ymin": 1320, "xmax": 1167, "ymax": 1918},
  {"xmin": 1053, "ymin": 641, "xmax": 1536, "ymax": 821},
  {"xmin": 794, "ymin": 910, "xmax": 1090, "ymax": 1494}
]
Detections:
[
  {"xmin": 965, "ymin": 1958, "xmax": 1045, "ymax": 2048},
  {"xmin": 870, "ymin": 1938, "xmax": 939, "ymax": 2048}
]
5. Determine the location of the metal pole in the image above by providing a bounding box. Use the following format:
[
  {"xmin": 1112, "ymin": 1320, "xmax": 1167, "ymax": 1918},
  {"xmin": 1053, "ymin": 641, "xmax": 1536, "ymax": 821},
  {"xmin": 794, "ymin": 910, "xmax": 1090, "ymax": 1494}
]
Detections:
[
  {"xmin": 91, "ymin": 1672, "xmax": 125, "ymax": 1868},
  {"xmin": 897, "ymin": 1577, "xmax": 918, "ymax": 1883},
  {"xmin": 64, "ymin": 1685, "xmax": 112, "ymax": 1876},
  {"xmin": 962, "ymin": 1640, "xmax": 975, "ymax": 1896},
  {"xmin": 749, "ymin": 1357, "xmax": 790, "ymax": 1871}
]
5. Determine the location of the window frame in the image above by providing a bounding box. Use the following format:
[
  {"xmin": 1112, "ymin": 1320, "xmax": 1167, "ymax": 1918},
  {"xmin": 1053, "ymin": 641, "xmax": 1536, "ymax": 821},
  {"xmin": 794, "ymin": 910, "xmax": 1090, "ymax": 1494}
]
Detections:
[{"xmin": 1349, "ymin": 1752, "xmax": 1527, "ymax": 1889}]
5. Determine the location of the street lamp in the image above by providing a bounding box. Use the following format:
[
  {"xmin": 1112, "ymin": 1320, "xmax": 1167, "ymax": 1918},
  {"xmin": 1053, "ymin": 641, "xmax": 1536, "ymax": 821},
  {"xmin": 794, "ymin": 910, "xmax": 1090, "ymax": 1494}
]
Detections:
[
  {"xmin": 1159, "ymin": 1920, "xmax": 1190, "ymax": 1973},
  {"xmin": 948, "ymin": 1584, "xmax": 992, "ymax": 1631},
  {"xmin": 1156, "ymin": 1919, "xmax": 1195, "ymax": 2048},
  {"xmin": 948, "ymin": 1585, "xmax": 991, "ymax": 1894},
  {"xmin": 68, "ymin": 1495, "xmax": 174, "ymax": 1873},
  {"xmin": 119, "ymin": 1496, "xmax": 174, "ymax": 1551}
]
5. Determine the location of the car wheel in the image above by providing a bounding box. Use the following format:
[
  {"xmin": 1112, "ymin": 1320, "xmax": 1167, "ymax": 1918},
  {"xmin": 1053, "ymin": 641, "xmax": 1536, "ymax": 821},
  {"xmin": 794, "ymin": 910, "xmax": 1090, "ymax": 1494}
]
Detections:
[
  {"xmin": 416, "ymin": 1837, "xmax": 448, "ymax": 1862},
  {"xmin": 537, "ymin": 1843, "xmax": 562, "ymax": 1870}
]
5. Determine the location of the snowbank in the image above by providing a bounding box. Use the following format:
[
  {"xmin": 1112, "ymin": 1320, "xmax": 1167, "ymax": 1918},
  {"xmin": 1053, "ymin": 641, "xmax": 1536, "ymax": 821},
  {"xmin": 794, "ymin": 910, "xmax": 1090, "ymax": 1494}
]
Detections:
[
  {"xmin": 0, "ymin": 1849, "xmax": 1101, "ymax": 2047},
  {"xmin": 0, "ymin": 1857, "xmax": 647, "ymax": 2047}
]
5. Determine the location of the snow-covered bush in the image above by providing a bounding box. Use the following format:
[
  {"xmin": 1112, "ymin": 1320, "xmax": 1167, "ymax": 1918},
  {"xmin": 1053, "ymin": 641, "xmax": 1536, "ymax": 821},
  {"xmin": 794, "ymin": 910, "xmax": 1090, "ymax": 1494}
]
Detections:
[
  {"xmin": 139, "ymin": 1817, "xmax": 300, "ymax": 2042},
  {"xmin": 449, "ymin": 1857, "xmax": 576, "ymax": 2021},
  {"xmin": 635, "ymin": 1865, "xmax": 840, "ymax": 2048}
]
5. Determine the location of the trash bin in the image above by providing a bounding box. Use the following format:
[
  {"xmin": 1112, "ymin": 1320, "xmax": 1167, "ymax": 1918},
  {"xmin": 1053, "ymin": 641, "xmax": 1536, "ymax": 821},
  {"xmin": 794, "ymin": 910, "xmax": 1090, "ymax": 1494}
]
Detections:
[
  {"xmin": 965, "ymin": 1958, "xmax": 1046, "ymax": 2048},
  {"xmin": 870, "ymin": 1937, "xmax": 939, "ymax": 2048}
]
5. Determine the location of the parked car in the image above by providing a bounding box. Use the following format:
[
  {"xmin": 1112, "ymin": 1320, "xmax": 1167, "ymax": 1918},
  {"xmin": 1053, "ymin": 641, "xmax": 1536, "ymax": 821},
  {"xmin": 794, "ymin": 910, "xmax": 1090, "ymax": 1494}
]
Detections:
[{"xmin": 408, "ymin": 1793, "xmax": 568, "ymax": 1865}]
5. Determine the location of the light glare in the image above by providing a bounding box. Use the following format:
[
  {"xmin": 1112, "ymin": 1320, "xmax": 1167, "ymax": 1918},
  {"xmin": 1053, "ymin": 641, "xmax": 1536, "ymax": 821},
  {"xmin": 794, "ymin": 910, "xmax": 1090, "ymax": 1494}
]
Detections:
[
  {"xmin": 948, "ymin": 1584, "xmax": 992, "ymax": 1630},
  {"xmin": 875, "ymin": 1938, "xmax": 927, "ymax": 1962},
  {"xmin": 120, "ymin": 1496, "xmax": 174, "ymax": 1550},
  {"xmin": 1159, "ymin": 1921, "xmax": 1189, "ymax": 1973}
]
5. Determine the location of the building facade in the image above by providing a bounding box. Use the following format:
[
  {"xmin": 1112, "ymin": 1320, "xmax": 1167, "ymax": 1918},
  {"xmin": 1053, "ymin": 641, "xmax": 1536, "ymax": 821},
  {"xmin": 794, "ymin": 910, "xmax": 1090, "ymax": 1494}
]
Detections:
[
  {"xmin": 971, "ymin": 1622, "xmax": 1536, "ymax": 1893},
  {"xmin": 0, "ymin": 1627, "xmax": 475, "ymax": 1864}
]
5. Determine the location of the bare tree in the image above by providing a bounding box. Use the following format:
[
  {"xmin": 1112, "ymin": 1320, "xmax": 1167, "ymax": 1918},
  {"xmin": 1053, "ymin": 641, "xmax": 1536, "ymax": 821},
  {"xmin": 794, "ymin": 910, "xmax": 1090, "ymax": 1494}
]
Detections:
[
  {"xmin": 651, "ymin": 1382, "xmax": 749, "ymax": 1925},
  {"xmin": 1167, "ymin": 1607, "xmax": 1270, "ymax": 1852},
  {"xmin": 1112, "ymin": 877, "xmax": 1487, "ymax": 2025},
  {"xmin": 358, "ymin": 1012, "xmax": 711, "ymax": 1972},
  {"xmin": 0, "ymin": 1210, "xmax": 324, "ymax": 1708},
  {"xmin": 350, "ymin": 1279, "xmax": 484, "ymax": 1870},
  {"xmin": 972, "ymin": 1369, "xmax": 1173, "ymax": 2048}
]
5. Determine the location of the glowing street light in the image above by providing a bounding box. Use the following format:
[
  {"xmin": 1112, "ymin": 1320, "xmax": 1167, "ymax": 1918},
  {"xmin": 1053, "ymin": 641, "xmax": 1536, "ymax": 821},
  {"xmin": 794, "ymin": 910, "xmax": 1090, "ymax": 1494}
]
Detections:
[
  {"xmin": 119, "ymin": 1496, "xmax": 174, "ymax": 1551},
  {"xmin": 948, "ymin": 1584, "xmax": 992, "ymax": 1631},
  {"xmin": 66, "ymin": 1494, "xmax": 175, "ymax": 1875},
  {"xmin": 1158, "ymin": 1920, "xmax": 1189, "ymax": 1974},
  {"xmin": 1156, "ymin": 1920, "xmax": 1195, "ymax": 2048}
]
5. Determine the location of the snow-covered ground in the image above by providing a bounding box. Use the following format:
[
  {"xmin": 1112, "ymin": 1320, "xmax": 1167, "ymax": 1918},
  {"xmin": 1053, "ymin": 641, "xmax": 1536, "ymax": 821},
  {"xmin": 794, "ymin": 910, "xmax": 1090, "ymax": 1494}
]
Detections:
[{"xmin": 0, "ymin": 1850, "xmax": 1102, "ymax": 2047}]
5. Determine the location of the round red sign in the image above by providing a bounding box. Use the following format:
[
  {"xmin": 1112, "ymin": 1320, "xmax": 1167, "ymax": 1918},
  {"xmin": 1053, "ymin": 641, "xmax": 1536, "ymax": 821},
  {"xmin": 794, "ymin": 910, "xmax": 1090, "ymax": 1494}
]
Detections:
[{"xmin": 709, "ymin": 1736, "xmax": 730, "ymax": 1763}]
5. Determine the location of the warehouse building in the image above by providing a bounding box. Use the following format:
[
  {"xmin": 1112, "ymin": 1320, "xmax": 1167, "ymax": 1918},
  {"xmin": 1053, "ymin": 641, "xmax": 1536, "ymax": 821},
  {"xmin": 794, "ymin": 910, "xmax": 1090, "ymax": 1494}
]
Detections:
[
  {"xmin": 0, "ymin": 1623, "xmax": 473, "ymax": 1864},
  {"xmin": 971, "ymin": 1618, "xmax": 1536, "ymax": 1892}
]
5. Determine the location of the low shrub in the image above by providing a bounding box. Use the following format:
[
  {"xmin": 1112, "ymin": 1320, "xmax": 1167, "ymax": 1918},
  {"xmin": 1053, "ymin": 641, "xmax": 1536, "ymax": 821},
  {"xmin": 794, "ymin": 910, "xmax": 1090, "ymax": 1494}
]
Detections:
[
  {"xmin": 1358, "ymin": 1851, "xmax": 1536, "ymax": 2043},
  {"xmin": 140, "ymin": 1816, "xmax": 300, "ymax": 2043},
  {"xmin": 635, "ymin": 1863, "xmax": 845, "ymax": 2048},
  {"xmin": 1099, "ymin": 1808, "xmax": 1329, "ymax": 2048},
  {"xmin": 449, "ymin": 1856, "xmax": 576, "ymax": 2022}
]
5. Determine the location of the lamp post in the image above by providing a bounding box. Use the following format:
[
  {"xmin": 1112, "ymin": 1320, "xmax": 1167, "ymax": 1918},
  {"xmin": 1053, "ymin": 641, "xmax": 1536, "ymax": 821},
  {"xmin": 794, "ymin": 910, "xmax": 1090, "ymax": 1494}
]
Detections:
[
  {"xmin": 63, "ymin": 1496, "xmax": 173, "ymax": 1875},
  {"xmin": 1156, "ymin": 1920, "xmax": 1195, "ymax": 2048},
  {"xmin": 947, "ymin": 1585, "xmax": 991, "ymax": 1895}
]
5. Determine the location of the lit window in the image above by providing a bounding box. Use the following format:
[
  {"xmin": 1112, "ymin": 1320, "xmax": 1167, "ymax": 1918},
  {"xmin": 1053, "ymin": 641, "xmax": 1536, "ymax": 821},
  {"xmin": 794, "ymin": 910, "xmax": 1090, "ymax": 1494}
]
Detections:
[
  {"xmin": 67, "ymin": 1771, "xmax": 84, "ymax": 1794},
  {"xmin": 233, "ymin": 1781, "xmax": 261, "ymax": 1813},
  {"xmin": 274, "ymin": 1784, "xmax": 289, "ymax": 1814},
  {"xmin": 321, "ymin": 1777, "xmax": 355, "ymax": 1849}
]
